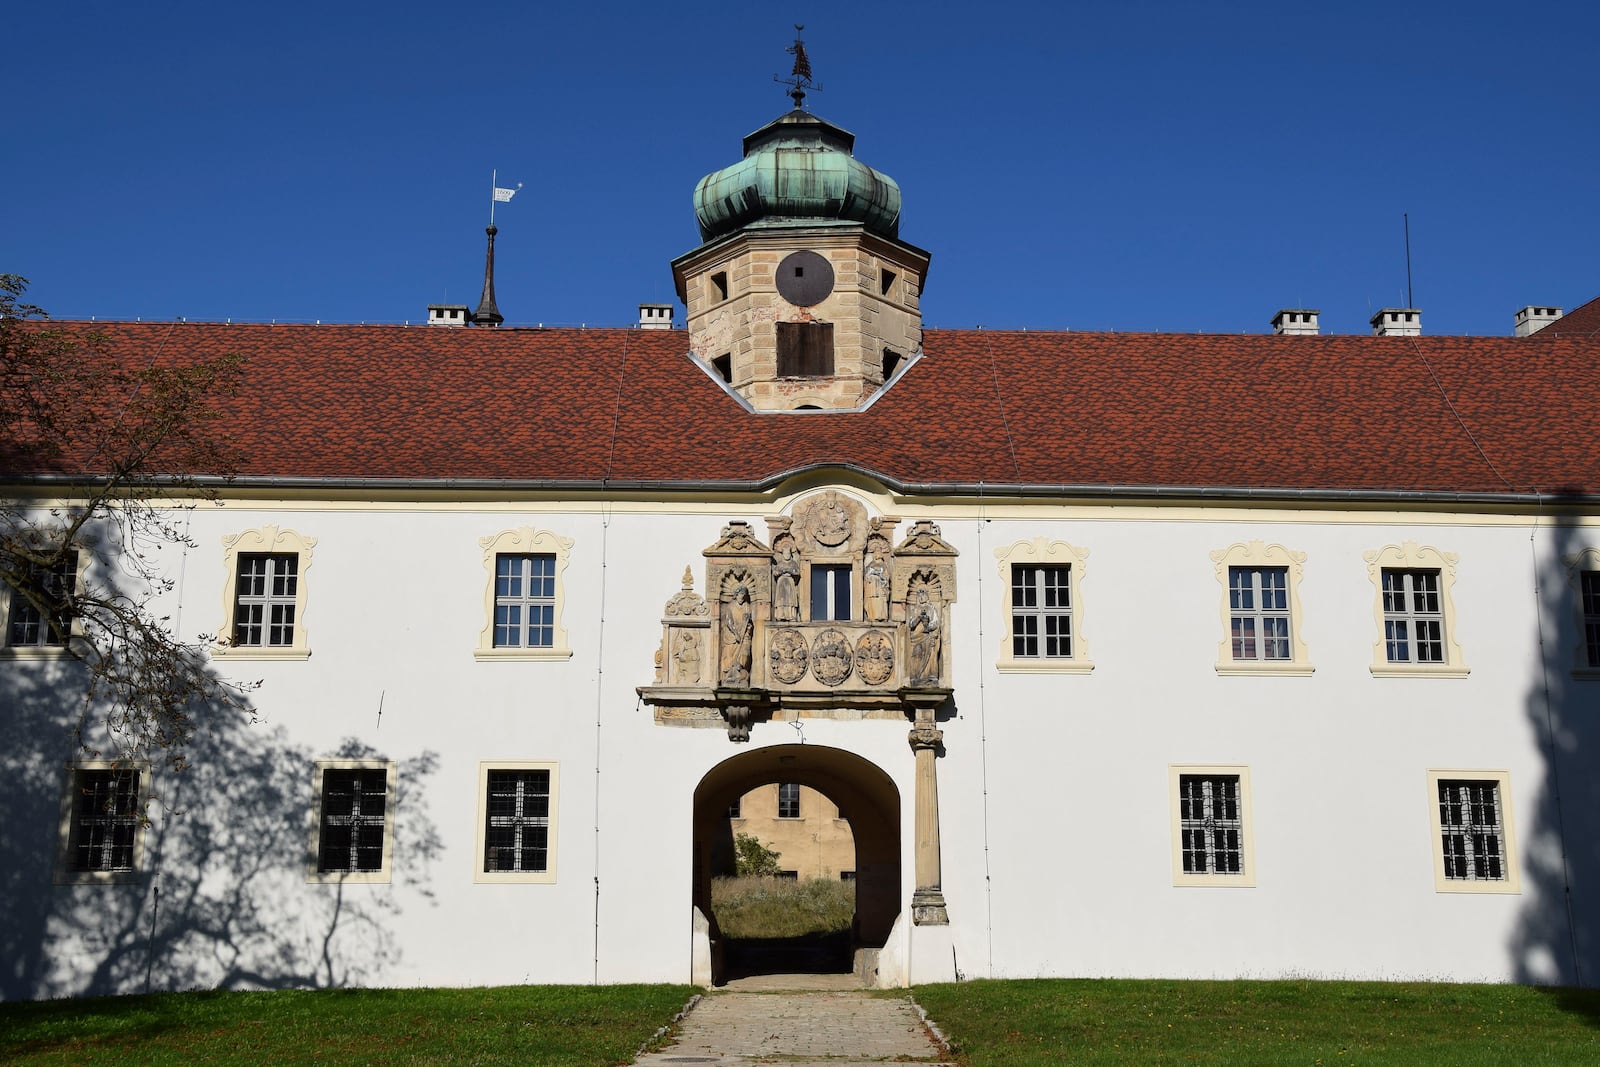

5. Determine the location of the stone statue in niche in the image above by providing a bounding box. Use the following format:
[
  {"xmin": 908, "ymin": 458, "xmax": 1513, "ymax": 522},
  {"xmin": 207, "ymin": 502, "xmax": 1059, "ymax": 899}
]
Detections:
[
  {"xmin": 673, "ymin": 630, "xmax": 702, "ymax": 685},
  {"xmin": 864, "ymin": 549, "xmax": 890, "ymax": 622},
  {"xmin": 720, "ymin": 585, "xmax": 754, "ymax": 686},
  {"xmin": 907, "ymin": 586, "xmax": 942, "ymax": 685},
  {"xmin": 772, "ymin": 534, "xmax": 801, "ymax": 623}
]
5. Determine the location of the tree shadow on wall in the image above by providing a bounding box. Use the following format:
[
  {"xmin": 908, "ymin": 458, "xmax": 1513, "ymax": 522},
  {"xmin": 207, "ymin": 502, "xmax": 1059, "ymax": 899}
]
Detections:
[
  {"xmin": 0, "ymin": 658, "xmax": 442, "ymax": 1000},
  {"xmin": 1511, "ymin": 515, "xmax": 1600, "ymax": 1021}
]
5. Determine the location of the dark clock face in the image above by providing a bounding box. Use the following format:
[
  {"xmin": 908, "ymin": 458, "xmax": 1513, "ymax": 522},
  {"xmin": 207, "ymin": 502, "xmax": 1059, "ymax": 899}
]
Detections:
[{"xmin": 775, "ymin": 250, "xmax": 835, "ymax": 307}]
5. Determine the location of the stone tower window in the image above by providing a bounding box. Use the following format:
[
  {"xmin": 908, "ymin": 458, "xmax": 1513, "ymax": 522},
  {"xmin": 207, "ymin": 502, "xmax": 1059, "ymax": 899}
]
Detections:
[
  {"xmin": 776, "ymin": 322, "xmax": 834, "ymax": 377},
  {"xmin": 710, "ymin": 272, "xmax": 728, "ymax": 303},
  {"xmin": 880, "ymin": 268, "xmax": 897, "ymax": 297}
]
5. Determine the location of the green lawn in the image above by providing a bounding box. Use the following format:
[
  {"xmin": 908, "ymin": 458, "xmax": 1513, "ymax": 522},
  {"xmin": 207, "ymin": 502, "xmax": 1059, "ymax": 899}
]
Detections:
[
  {"xmin": 912, "ymin": 979, "xmax": 1600, "ymax": 1066},
  {"xmin": 0, "ymin": 984, "xmax": 696, "ymax": 1066}
]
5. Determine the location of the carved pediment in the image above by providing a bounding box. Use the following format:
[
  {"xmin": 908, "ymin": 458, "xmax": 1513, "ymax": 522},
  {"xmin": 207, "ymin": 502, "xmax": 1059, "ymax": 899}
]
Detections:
[
  {"xmin": 704, "ymin": 521, "xmax": 772, "ymax": 557},
  {"xmin": 895, "ymin": 519, "xmax": 957, "ymax": 557}
]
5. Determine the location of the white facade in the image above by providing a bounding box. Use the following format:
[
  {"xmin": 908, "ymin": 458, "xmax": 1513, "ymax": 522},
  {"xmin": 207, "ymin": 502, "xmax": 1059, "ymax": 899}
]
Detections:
[{"xmin": 6, "ymin": 481, "xmax": 1598, "ymax": 998}]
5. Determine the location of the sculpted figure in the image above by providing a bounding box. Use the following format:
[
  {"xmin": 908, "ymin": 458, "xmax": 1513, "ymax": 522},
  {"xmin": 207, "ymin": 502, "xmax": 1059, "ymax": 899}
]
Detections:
[
  {"xmin": 907, "ymin": 587, "xmax": 942, "ymax": 685},
  {"xmin": 674, "ymin": 630, "xmax": 701, "ymax": 685},
  {"xmin": 772, "ymin": 536, "xmax": 800, "ymax": 623},
  {"xmin": 720, "ymin": 585, "xmax": 754, "ymax": 686},
  {"xmin": 864, "ymin": 553, "xmax": 890, "ymax": 622}
]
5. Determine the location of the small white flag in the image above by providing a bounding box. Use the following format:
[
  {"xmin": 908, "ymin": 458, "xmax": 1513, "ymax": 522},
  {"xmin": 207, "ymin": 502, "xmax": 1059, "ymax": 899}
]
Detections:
[{"xmin": 493, "ymin": 185, "xmax": 521, "ymax": 203}]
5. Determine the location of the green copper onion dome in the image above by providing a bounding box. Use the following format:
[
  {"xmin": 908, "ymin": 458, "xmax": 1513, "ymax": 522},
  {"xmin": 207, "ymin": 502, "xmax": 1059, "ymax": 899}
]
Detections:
[{"xmin": 693, "ymin": 110, "xmax": 902, "ymax": 243}]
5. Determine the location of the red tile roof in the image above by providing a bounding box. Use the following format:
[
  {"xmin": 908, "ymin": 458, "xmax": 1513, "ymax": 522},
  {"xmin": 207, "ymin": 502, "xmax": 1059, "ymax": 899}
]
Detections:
[
  {"xmin": 1532, "ymin": 294, "xmax": 1600, "ymax": 339},
  {"xmin": 9, "ymin": 320, "xmax": 1600, "ymax": 499}
]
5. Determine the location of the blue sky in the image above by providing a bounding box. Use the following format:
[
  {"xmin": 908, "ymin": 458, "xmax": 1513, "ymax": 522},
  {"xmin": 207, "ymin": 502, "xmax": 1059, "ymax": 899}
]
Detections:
[{"xmin": 7, "ymin": 1, "xmax": 1596, "ymax": 336}]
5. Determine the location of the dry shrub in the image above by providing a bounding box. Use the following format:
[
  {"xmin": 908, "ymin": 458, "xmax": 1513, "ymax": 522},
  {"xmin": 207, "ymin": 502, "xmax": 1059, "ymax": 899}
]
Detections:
[{"xmin": 710, "ymin": 876, "xmax": 854, "ymax": 938}]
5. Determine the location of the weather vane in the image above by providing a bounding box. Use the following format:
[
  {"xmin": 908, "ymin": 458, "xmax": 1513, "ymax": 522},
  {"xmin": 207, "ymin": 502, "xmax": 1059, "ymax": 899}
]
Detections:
[{"xmin": 774, "ymin": 24, "xmax": 821, "ymax": 109}]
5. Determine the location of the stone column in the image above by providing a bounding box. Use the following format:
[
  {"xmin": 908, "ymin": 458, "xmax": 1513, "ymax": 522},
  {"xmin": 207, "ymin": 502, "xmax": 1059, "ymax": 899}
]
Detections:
[{"xmin": 909, "ymin": 705, "xmax": 949, "ymax": 925}]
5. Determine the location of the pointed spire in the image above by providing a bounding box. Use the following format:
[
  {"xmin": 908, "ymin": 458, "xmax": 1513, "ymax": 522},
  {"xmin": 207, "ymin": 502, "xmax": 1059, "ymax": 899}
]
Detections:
[{"xmin": 472, "ymin": 224, "xmax": 504, "ymax": 326}]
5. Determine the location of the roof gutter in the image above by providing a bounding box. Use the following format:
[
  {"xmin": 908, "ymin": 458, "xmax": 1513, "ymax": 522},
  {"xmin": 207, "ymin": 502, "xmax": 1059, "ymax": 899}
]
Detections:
[{"xmin": 7, "ymin": 466, "xmax": 1596, "ymax": 509}]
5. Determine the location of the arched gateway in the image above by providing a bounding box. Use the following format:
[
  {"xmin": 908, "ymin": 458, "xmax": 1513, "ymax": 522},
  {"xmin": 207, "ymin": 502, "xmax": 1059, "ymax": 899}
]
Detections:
[
  {"xmin": 639, "ymin": 488, "xmax": 961, "ymax": 987},
  {"xmin": 692, "ymin": 745, "xmax": 899, "ymax": 984}
]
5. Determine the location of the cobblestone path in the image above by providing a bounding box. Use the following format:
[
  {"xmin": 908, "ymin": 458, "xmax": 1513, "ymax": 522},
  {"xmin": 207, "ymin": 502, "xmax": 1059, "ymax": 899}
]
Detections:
[{"xmin": 632, "ymin": 989, "xmax": 955, "ymax": 1066}]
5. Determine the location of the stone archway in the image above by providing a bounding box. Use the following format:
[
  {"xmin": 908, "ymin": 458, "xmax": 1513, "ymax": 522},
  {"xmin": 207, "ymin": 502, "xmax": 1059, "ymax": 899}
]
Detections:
[{"xmin": 692, "ymin": 745, "xmax": 900, "ymax": 985}]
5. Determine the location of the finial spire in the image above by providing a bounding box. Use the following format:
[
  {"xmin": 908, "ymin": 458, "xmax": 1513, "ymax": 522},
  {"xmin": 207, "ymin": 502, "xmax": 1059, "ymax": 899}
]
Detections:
[
  {"xmin": 472, "ymin": 224, "xmax": 503, "ymax": 327},
  {"xmin": 774, "ymin": 25, "xmax": 822, "ymax": 109}
]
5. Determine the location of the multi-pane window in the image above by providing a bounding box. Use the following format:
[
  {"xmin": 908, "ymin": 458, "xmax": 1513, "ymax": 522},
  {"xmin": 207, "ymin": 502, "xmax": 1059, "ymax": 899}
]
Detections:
[
  {"xmin": 233, "ymin": 553, "xmax": 298, "ymax": 647},
  {"xmin": 1582, "ymin": 571, "xmax": 1600, "ymax": 669},
  {"xmin": 810, "ymin": 565, "xmax": 851, "ymax": 621},
  {"xmin": 1177, "ymin": 774, "xmax": 1244, "ymax": 876},
  {"xmin": 7, "ymin": 549, "xmax": 78, "ymax": 647},
  {"xmin": 1381, "ymin": 568, "xmax": 1445, "ymax": 663},
  {"xmin": 777, "ymin": 782, "xmax": 801, "ymax": 819},
  {"xmin": 317, "ymin": 768, "xmax": 388, "ymax": 874},
  {"xmin": 483, "ymin": 769, "xmax": 551, "ymax": 874},
  {"xmin": 66, "ymin": 768, "xmax": 140, "ymax": 873},
  {"xmin": 1011, "ymin": 564, "xmax": 1072, "ymax": 658},
  {"xmin": 494, "ymin": 553, "xmax": 556, "ymax": 648},
  {"xmin": 1437, "ymin": 779, "xmax": 1507, "ymax": 883},
  {"xmin": 1228, "ymin": 566, "xmax": 1290, "ymax": 661},
  {"xmin": 727, "ymin": 797, "xmax": 742, "ymax": 819}
]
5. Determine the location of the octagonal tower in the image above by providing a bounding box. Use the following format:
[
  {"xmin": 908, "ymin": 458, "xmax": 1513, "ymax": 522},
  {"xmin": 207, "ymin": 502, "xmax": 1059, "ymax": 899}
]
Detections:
[{"xmin": 671, "ymin": 107, "xmax": 931, "ymax": 412}]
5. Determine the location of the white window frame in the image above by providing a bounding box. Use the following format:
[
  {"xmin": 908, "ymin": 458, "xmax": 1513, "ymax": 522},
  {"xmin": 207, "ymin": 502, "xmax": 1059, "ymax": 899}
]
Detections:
[
  {"xmin": 214, "ymin": 526, "xmax": 315, "ymax": 661},
  {"xmin": 1169, "ymin": 765, "xmax": 1255, "ymax": 887},
  {"xmin": 995, "ymin": 537, "xmax": 1093, "ymax": 674},
  {"xmin": 308, "ymin": 760, "xmax": 395, "ymax": 884},
  {"xmin": 1426, "ymin": 769, "xmax": 1520, "ymax": 894},
  {"xmin": 1211, "ymin": 541, "xmax": 1312, "ymax": 676},
  {"xmin": 475, "ymin": 761, "xmax": 559, "ymax": 884},
  {"xmin": 55, "ymin": 761, "xmax": 149, "ymax": 885},
  {"xmin": 1364, "ymin": 542, "xmax": 1467, "ymax": 677},
  {"xmin": 492, "ymin": 553, "xmax": 558, "ymax": 649},
  {"xmin": 2, "ymin": 547, "xmax": 86, "ymax": 658},
  {"xmin": 476, "ymin": 527, "xmax": 573, "ymax": 661},
  {"xmin": 1565, "ymin": 549, "xmax": 1600, "ymax": 678}
]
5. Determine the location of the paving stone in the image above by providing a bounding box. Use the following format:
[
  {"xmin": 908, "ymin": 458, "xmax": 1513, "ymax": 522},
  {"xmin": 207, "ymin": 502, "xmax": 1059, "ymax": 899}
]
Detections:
[{"xmin": 632, "ymin": 988, "xmax": 954, "ymax": 1066}]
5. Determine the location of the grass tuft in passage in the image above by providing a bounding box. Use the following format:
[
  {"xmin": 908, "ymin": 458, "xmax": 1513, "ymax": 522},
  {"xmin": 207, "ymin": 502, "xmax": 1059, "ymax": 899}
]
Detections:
[{"xmin": 710, "ymin": 875, "xmax": 854, "ymax": 939}]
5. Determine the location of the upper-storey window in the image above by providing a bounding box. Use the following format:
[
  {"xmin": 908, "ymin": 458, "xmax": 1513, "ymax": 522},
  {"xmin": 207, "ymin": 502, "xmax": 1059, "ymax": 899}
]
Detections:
[
  {"xmin": 476, "ymin": 527, "xmax": 573, "ymax": 661},
  {"xmin": 995, "ymin": 538, "xmax": 1093, "ymax": 674},
  {"xmin": 234, "ymin": 553, "xmax": 299, "ymax": 648},
  {"xmin": 1365, "ymin": 542, "xmax": 1467, "ymax": 678},
  {"xmin": 5, "ymin": 549, "xmax": 79, "ymax": 649},
  {"xmin": 776, "ymin": 322, "xmax": 834, "ymax": 377},
  {"xmin": 1211, "ymin": 541, "xmax": 1311, "ymax": 676},
  {"xmin": 1583, "ymin": 571, "xmax": 1600, "ymax": 668},
  {"xmin": 1230, "ymin": 566, "xmax": 1290, "ymax": 661},
  {"xmin": 215, "ymin": 527, "xmax": 315, "ymax": 661},
  {"xmin": 1011, "ymin": 564, "xmax": 1073, "ymax": 659},
  {"xmin": 810, "ymin": 564, "xmax": 851, "ymax": 621},
  {"xmin": 494, "ymin": 554, "xmax": 556, "ymax": 648},
  {"xmin": 777, "ymin": 782, "xmax": 801, "ymax": 819}
]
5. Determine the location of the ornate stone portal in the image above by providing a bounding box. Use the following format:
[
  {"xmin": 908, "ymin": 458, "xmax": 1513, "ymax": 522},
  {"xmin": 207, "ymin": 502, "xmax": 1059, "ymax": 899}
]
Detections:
[
  {"xmin": 641, "ymin": 492, "xmax": 956, "ymax": 727},
  {"xmin": 638, "ymin": 489, "xmax": 957, "ymax": 924}
]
